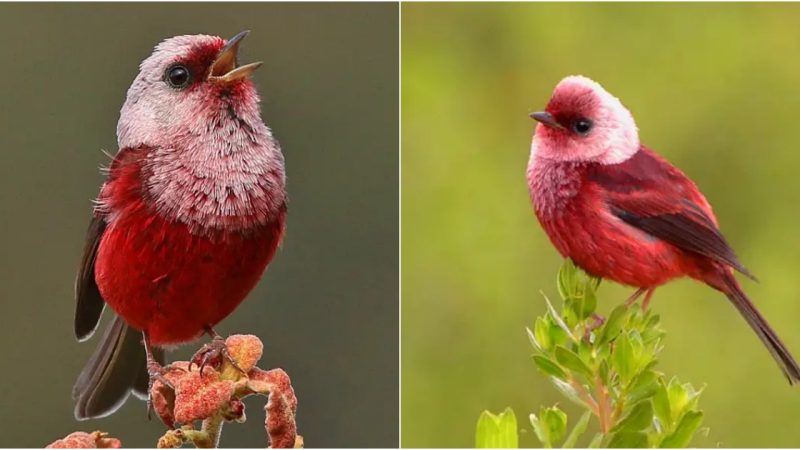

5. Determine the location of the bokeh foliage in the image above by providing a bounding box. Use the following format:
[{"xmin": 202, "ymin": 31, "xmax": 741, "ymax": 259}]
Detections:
[{"xmin": 402, "ymin": 3, "xmax": 800, "ymax": 447}]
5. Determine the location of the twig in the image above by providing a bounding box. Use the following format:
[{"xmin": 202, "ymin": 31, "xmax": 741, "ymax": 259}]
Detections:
[
  {"xmin": 594, "ymin": 376, "xmax": 611, "ymax": 434},
  {"xmin": 200, "ymin": 413, "xmax": 225, "ymax": 448},
  {"xmin": 568, "ymin": 377, "xmax": 599, "ymax": 415}
]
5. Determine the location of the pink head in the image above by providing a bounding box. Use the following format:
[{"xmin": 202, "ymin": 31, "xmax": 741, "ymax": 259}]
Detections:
[
  {"xmin": 114, "ymin": 31, "xmax": 286, "ymax": 233},
  {"xmin": 117, "ymin": 31, "xmax": 266, "ymax": 149},
  {"xmin": 529, "ymin": 76, "xmax": 639, "ymax": 165}
]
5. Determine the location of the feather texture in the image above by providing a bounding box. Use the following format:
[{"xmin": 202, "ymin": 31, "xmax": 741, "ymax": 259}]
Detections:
[
  {"xmin": 588, "ymin": 147, "xmax": 756, "ymax": 280},
  {"xmin": 74, "ymin": 216, "xmax": 107, "ymax": 341}
]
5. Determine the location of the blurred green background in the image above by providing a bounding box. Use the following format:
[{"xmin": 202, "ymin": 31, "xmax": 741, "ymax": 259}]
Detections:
[
  {"xmin": 0, "ymin": 3, "xmax": 397, "ymax": 447},
  {"xmin": 402, "ymin": 3, "xmax": 800, "ymax": 448}
]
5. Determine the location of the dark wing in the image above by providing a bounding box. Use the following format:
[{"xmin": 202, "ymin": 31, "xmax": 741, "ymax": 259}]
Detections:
[
  {"xmin": 74, "ymin": 214, "xmax": 107, "ymax": 341},
  {"xmin": 75, "ymin": 146, "xmax": 148, "ymax": 341},
  {"xmin": 588, "ymin": 146, "xmax": 756, "ymax": 280}
]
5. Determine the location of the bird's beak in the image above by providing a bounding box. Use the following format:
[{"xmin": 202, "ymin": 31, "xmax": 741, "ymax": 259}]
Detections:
[
  {"xmin": 529, "ymin": 111, "xmax": 565, "ymax": 130},
  {"xmin": 209, "ymin": 30, "xmax": 263, "ymax": 83}
]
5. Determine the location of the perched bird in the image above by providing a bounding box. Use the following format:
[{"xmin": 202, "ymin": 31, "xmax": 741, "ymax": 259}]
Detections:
[
  {"xmin": 73, "ymin": 31, "xmax": 287, "ymax": 419},
  {"xmin": 526, "ymin": 75, "xmax": 800, "ymax": 383}
]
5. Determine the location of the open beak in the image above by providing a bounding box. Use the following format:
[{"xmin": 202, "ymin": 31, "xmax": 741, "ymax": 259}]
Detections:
[
  {"xmin": 209, "ymin": 30, "xmax": 263, "ymax": 83},
  {"xmin": 529, "ymin": 111, "xmax": 565, "ymax": 130}
]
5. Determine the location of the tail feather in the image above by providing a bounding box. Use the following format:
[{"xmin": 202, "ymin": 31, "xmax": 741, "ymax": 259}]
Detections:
[
  {"xmin": 722, "ymin": 276, "xmax": 800, "ymax": 384},
  {"xmin": 73, "ymin": 315, "xmax": 156, "ymax": 419}
]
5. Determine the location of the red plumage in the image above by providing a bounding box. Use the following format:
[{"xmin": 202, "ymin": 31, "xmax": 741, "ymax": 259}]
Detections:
[
  {"xmin": 532, "ymin": 146, "xmax": 739, "ymax": 289},
  {"xmin": 94, "ymin": 147, "xmax": 285, "ymax": 345},
  {"xmin": 528, "ymin": 75, "xmax": 800, "ymax": 383}
]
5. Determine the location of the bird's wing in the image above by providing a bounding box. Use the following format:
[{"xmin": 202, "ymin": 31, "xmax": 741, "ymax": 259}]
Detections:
[
  {"xmin": 74, "ymin": 146, "xmax": 145, "ymax": 341},
  {"xmin": 74, "ymin": 215, "xmax": 107, "ymax": 341},
  {"xmin": 587, "ymin": 146, "xmax": 756, "ymax": 280}
]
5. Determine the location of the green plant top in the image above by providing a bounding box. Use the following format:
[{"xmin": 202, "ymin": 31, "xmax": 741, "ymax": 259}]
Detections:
[{"xmin": 476, "ymin": 260, "xmax": 706, "ymax": 448}]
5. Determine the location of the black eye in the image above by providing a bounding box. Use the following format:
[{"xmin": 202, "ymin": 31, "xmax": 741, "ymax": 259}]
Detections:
[
  {"xmin": 165, "ymin": 64, "xmax": 191, "ymax": 89},
  {"xmin": 573, "ymin": 118, "xmax": 593, "ymax": 135}
]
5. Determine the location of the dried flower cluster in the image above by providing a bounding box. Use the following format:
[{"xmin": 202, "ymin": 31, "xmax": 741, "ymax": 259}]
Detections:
[{"xmin": 48, "ymin": 335, "xmax": 301, "ymax": 449}]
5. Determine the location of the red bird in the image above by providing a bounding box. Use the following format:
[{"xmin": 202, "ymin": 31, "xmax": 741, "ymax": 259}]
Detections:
[
  {"xmin": 526, "ymin": 75, "xmax": 800, "ymax": 383},
  {"xmin": 73, "ymin": 31, "xmax": 287, "ymax": 419}
]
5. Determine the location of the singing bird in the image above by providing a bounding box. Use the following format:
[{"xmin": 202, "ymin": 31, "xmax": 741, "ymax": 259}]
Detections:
[
  {"xmin": 526, "ymin": 75, "xmax": 800, "ymax": 383},
  {"xmin": 73, "ymin": 31, "xmax": 287, "ymax": 419}
]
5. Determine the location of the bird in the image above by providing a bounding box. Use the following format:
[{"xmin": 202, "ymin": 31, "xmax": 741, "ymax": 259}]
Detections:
[
  {"xmin": 72, "ymin": 31, "xmax": 287, "ymax": 419},
  {"xmin": 526, "ymin": 75, "xmax": 800, "ymax": 383}
]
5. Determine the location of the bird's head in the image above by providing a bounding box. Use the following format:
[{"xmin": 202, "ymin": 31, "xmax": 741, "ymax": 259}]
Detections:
[
  {"xmin": 530, "ymin": 75, "xmax": 639, "ymax": 164},
  {"xmin": 117, "ymin": 31, "xmax": 266, "ymax": 150}
]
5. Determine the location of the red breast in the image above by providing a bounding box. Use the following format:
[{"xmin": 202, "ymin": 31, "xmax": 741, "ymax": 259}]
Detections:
[{"xmin": 93, "ymin": 147, "xmax": 286, "ymax": 345}]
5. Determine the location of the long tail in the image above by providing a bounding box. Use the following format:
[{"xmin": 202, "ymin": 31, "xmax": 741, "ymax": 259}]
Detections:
[
  {"xmin": 720, "ymin": 275, "xmax": 800, "ymax": 384},
  {"xmin": 72, "ymin": 314, "xmax": 163, "ymax": 419}
]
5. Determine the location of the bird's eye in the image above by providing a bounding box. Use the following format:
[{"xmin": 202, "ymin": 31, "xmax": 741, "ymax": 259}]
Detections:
[
  {"xmin": 164, "ymin": 64, "xmax": 191, "ymax": 89},
  {"xmin": 573, "ymin": 118, "xmax": 593, "ymax": 135}
]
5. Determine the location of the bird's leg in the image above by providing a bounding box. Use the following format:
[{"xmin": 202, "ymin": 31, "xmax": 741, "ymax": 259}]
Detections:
[
  {"xmin": 143, "ymin": 333, "xmax": 176, "ymax": 421},
  {"xmin": 641, "ymin": 288, "xmax": 656, "ymax": 310},
  {"xmin": 190, "ymin": 326, "xmax": 245, "ymax": 376},
  {"xmin": 624, "ymin": 288, "xmax": 647, "ymax": 308}
]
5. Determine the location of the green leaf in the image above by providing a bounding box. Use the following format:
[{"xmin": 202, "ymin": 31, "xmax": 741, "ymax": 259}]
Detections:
[
  {"xmin": 652, "ymin": 380, "xmax": 672, "ymax": 430},
  {"xmin": 579, "ymin": 286, "xmax": 598, "ymax": 319},
  {"xmin": 608, "ymin": 431, "xmax": 648, "ymax": 448},
  {"xmin": 544, "ymin": 295, "xmax": 575, "ymax": 342},
  {"xmin": 597, "ymin": 360, "xmax": 611, "ymax": 386},
  {"xmin": 683, "ymin": 383, "xmax": 705, "ymax": 412},
  {"xmin": 629, "ymin": 330, "xmax": 646, "ymax": 363},
  {"xmin": 587, "ymin": 432, "xmax": 604, "ymax": 448},
  {"xmin": 612, "ymin": 400, "xmax": 653, "ymax": 433},
  {"xmin": 542, "ymin": 406, "xmax": 568, "ymax": 445},
  {"xmin": 531, "ymin": 406, "xmax": 567, "ymax": 447},
  {"xmin": 475, "ymin": 408, "xmax": 519, "ymax": 448},
  {"xmin": 557, "ymin": 259, "xmax": 578, "ymax": 300},
  {"xmin": 533, "ymin": 355, "xmax": 568, "ymax": 381},
  {"xmin": 599, "ymin": 305, "xmax": 628, "ymax": 345},
  {"xmin": 642, "ymin": 312, "xmax": 666, "ymax": 337},
  {"xmin": 563, "ymin": 410, "xmax": 591, "ymax": 448},
  {"xmin": 612, "ymin": 332, "xmax": 635, "ymax": 385},
  {"xmin": 576, "ymin": 340, "xmax": 594, "ymax": 365},
  {"xmin": 526, "ymin": 326, "xmax": 539, "ymax": 350},
  {"xmin": 550, "ymin": 377, "xmax": 586, "ymax": 407},
  {"xmin": 659, "ymin": 411, "xmax": 703, "ymax": 448},
  {"xmin": 533, "ymin": 316, "xmax": 552, "ymax": 350},
  {"xmin": 555, "ymin": 346, "xmax": 593, "ymax": 378},
  {"xmin": 667, "ymin": 377, "xmax": 690, "ymax": 420},
  {"xmin": 627, "ymin": 370, "xmax": 660, "ymax": 404}
]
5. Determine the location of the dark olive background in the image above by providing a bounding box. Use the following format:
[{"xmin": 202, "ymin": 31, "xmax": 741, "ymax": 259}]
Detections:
[{"xmin": 0, "ymin": 2, "xmax": 398, "ymax": 447}]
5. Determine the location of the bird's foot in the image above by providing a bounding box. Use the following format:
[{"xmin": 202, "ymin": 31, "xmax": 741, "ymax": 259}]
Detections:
[
  {"xmin": 190, "ymin": 335, "xmax": 245, "ymax": 376},
  {"xmin": 146, "ymin": 360, "xmax": 180, "ymax": 423},
  {"xmin": 148, "ymin": 360, "xmax": 185, "ymax": 390}
]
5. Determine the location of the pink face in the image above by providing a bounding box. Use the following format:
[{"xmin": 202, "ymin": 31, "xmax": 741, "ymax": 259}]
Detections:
[
  {"xmin": 117, "ymin": 33, "xmax": 263, "ymax": 150},
  {"xmin": 530, "ymin": 76, "xmax": 640, "ymax": 165}
]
